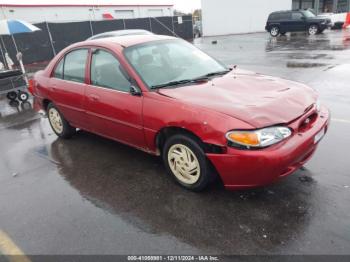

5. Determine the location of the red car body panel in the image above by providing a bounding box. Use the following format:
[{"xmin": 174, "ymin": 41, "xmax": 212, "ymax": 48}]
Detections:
[
  {"xmin": 158, "ymin": 69, "xmax": 318, "ymax": 128},
  {"xmin": 32, "ymin": 35, "xmax": 330, "ymax": 190}
]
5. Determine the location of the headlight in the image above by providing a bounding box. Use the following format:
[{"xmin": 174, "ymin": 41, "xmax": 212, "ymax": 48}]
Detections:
[{"xmin": 226, "ymin": 126, "xmax": 292, "ymax": 149}]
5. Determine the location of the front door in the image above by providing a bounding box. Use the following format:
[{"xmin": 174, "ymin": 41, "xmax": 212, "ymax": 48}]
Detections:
[
  {"xmin": 85, "ymin": 49, "xmax": 145, "ymax": 149},
  {"xmin": 289, "ymin": 11, "xmax": 307, "ymax": 32}
]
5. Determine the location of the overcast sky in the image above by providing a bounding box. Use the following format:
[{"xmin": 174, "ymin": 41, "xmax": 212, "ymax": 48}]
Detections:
[{"xmin": 173, "ymin": 0, "xmax": 201, "ymax": 13}]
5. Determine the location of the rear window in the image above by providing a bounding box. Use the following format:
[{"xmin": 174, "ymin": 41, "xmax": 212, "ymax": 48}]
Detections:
[{"xmin": 269, "ymin": 13, "xmax": 279, "ymax": 20}]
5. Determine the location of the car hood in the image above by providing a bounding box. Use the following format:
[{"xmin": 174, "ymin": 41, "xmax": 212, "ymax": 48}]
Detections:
[
  {"xmin": 309, "ymin": 17, "xmax": 330, "ymax": 22},
  {"xmin": 158, "ymin": 69, "xmax": 317, "ymax": 128}
]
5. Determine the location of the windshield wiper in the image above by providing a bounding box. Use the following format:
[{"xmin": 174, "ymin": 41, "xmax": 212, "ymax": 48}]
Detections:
[
  {"xmin": 150, "ymin": 77, "xmax": 209, "ymax": 89},
  {"xmin": 150, "ymin": 69, "xmax": 231, "ymax": 89},
  {"xmin": 200, "ymin": 69, "xmax": 232, "ymax": 78}
]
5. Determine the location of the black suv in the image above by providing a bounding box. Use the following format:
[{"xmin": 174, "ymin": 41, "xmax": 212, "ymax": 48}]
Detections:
[{"xmin": 266, "ymin": 10, "xmax": 332, "ymax": 37}]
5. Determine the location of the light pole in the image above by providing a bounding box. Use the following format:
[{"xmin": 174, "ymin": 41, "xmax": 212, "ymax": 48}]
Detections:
[{"xmin": 314, "ymin": 0, "xmax": 320, "ymax": 14}]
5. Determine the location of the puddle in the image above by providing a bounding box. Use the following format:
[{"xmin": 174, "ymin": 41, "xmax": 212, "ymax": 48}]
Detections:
[{"xmin": 286, "ymin": 62, "xmax": 328, "ymax": 68}]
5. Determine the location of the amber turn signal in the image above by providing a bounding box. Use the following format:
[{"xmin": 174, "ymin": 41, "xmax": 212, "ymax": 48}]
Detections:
[{"xmin": 227, "ymin": 132, "xmax": 260, "ymax": 147}]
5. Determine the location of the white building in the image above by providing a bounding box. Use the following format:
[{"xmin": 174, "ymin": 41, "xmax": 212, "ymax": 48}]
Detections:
[
  {"xmin": 0, "ymin": 0, "xmax": 174, "ymax": 23},
  {"xmin": 201, "ymin": 0, "xmax": 350, "ymax": 36}
]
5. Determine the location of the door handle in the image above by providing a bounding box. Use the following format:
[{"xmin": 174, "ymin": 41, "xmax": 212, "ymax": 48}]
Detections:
[{"xmin": 89, "ymin": 94, "xmax": 100, "ymax": 101}]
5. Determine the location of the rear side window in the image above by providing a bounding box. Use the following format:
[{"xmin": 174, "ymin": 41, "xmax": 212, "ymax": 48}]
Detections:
[
  {"xmin": 269, "ymin": 13, "xmax": 278, "ymax": 20},
  {"xmin": 62, "ymin": 49, "xmax": 88, "ymax": 83},
  {"xmin": 280, "ymin": 12, "xmax": 291, "ymax": 20},
  {"xmin": 90, "ymin": 49, "xmax": 131, "ymax": 92},
  {"xmin": 53, "ymin": 59, "xmax": 64, "ymax": 79}
]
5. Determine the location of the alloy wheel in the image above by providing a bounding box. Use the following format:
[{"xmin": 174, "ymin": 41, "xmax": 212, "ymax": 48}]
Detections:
[
  {"xmin": 270, "ymin": 27, "xmax": 279, "ymax": 37},
  {"xmin": 309, "ymin": 25, "xmax": 318, "ymax": 35}
]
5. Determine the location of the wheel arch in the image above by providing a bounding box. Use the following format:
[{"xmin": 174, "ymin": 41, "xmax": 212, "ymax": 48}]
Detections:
[
  {"xmin": 42, "ymin": 98, "xmax": 52, "ymax": 111},
  {"xmin": 155, "ymin": 126, "xmax": 225, "ymax": 156}
]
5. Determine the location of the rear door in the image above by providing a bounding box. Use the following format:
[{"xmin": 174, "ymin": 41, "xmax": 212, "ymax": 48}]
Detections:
[
  {"xmin": 85, "ymin": 48, "xmax": 145, "ymax": 149},
  {"xmin": 48, "ymin": 48, "xmax": 89, "ymax": 129},
  {"xmin": 279, "ymin": 12, "xmax": 293, "ymax": 32}
]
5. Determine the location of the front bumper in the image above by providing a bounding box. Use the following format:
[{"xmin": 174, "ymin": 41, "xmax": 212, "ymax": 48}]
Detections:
[{"xmin": 207, "ymin": 106, "xmax": 330, "ymax": 190}]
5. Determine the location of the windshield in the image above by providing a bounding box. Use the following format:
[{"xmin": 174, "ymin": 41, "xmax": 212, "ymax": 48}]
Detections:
[
  {"xmin": 301, "ymin": 10, "xmax": 316, "ymax": 18},
  {"xmin": 124, "ymin": 39, "xmax": 227, "ymax": 88}
]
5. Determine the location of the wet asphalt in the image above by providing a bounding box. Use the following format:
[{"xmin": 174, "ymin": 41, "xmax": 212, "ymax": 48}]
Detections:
[{"xmin": 0, "ymin": 30, "xmax": 349, "ymax": 255}]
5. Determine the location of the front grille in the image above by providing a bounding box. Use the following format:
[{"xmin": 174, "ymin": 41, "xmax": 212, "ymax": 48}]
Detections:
[{"xmin": 298, "ymin": 112, "xmax": 318, "ymax": 132}]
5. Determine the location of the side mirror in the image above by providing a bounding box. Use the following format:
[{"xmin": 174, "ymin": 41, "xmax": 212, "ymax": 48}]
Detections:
[{"xmin": 130, "ymin": 85, "xmax": 142, "ymax": 96}]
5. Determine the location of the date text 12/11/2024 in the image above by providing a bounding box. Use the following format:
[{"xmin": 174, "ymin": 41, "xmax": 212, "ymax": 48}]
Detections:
[{"xmin": 127, "ymin": 256, "xmax": 219, "ymax": 261}]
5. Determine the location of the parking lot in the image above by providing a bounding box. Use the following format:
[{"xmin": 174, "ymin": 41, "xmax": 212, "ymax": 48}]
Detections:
[{"xmin": 0, "ymin": 30, "xmax": 350, "ymax": 256}]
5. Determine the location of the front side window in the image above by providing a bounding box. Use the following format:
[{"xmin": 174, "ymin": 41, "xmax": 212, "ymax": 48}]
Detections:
[
  {"xmin": 124, "ymin": 39, "xmax": 227, "ymax": 88},
  {"xmin": 301, "ymin": 10, "xmax": 316, "ymax": 18},
  {"xmin": 292, "ymin": 12, "xmax": 304, "ymax": 20},
  {"xmin": 63, "ymin": 49, "xmax": 88, "ymax": 83},
  {"xmin": 90, "ymin": 49, "xmax": 131, "ymax": 92}
]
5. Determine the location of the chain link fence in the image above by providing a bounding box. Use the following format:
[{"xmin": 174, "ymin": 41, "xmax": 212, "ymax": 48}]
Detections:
[{"xmin": 0, "ymin": 15, "xmax": 193, "ymax": 66}]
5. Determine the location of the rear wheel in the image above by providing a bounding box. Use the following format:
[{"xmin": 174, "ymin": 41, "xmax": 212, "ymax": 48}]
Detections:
[
  {"xmin": 47, "ymin": 103, "xmax": 76, "ymax": 139},
  {"xmin": 308, "ymin": 25, "xmax": 318, "ymax": 35},
  {"xmin": 270, "ymin": 26, "xmax": 280, "ymax": 37},
  {"xmin": 162, "ymin": 134, "xmax": 215, "ymax": 191}
]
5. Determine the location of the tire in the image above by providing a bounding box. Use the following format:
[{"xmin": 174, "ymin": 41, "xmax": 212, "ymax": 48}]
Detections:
[
  {"xmin": 270, "ymin": 26, "xmax": 280, "ymax": 37},
  {"xmin": 47, "ymin": 103, "xmax": 76, "ymax": 139},
  {"xmin": 18, "ymin": 91, "xmax": 29, "ymax": 102},
  {"xmin": 162, "ymin": 134, "xmax": 215, "ymax": 191},
  {"xmin": 308, "ymin": 25, "xmax": 318, "ymax": 35},
  {"xmin": 6, "ymin": 91, "xmax": 17, "ymax": 100}
]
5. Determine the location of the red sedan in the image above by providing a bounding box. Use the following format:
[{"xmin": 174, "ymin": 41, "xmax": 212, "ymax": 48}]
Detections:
[{"xmin": 31, "ymin": 35, "xmax": 330, "ymax": 191}]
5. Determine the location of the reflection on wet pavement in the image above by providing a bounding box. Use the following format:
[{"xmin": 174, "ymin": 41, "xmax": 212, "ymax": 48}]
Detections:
[{"xmin": 1, "ymin": 30, "xmax": 350, "ymax": 255}]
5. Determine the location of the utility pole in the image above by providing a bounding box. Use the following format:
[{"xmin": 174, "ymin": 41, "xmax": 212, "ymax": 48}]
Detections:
[
  {"xmin": 333, "ymin": 0, "xmax": 339, "ymax": 12},
  {"xmin": 314, "ymin": 0, "xmax": 320, "ymax": 14}
]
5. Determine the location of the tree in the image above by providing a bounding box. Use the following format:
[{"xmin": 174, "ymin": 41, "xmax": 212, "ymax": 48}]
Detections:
[{"xmin": 193, "ymin": 9, "xmax": 202, "ymax": 21}]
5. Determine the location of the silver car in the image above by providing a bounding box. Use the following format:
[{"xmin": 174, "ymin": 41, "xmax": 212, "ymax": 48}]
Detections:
[{"xmin": 87, "ymin": 29, "xmax": 153, "ymax": 40}]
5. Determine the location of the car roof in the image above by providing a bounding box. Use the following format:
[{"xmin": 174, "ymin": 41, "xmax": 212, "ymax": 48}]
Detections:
[
  {"xmin": 87, "ymin": 29, "xmax": 153, "ymax": 40},
  {"xmin": 82, "ymin": 34, "xmax": 177, "ymax": 48},
  {"xmin": 270, "ymin": 10, "xmax": 292, "ymax": 14}
]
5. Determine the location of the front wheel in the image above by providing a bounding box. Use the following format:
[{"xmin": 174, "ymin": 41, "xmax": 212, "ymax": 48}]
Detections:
[
  {"xmin": 47, "ymin": 103, "xmax": 76, "ymax": 139},
  {"xmin": 162, "ymin": 134, "xmax": 215, "ymax": 191},
  {"xmin": 308, "ymin": 25, "xmax": 318, "ymax": 35},
  {"xmin": 270, "ymin": 26, "xmax": 280, "ymax": 37}
]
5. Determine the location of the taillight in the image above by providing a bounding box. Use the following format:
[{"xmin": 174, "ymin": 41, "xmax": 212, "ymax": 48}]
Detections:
[{"xmin": 28, "ymin": 79, "xmax": 35, "ymax": 95}]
